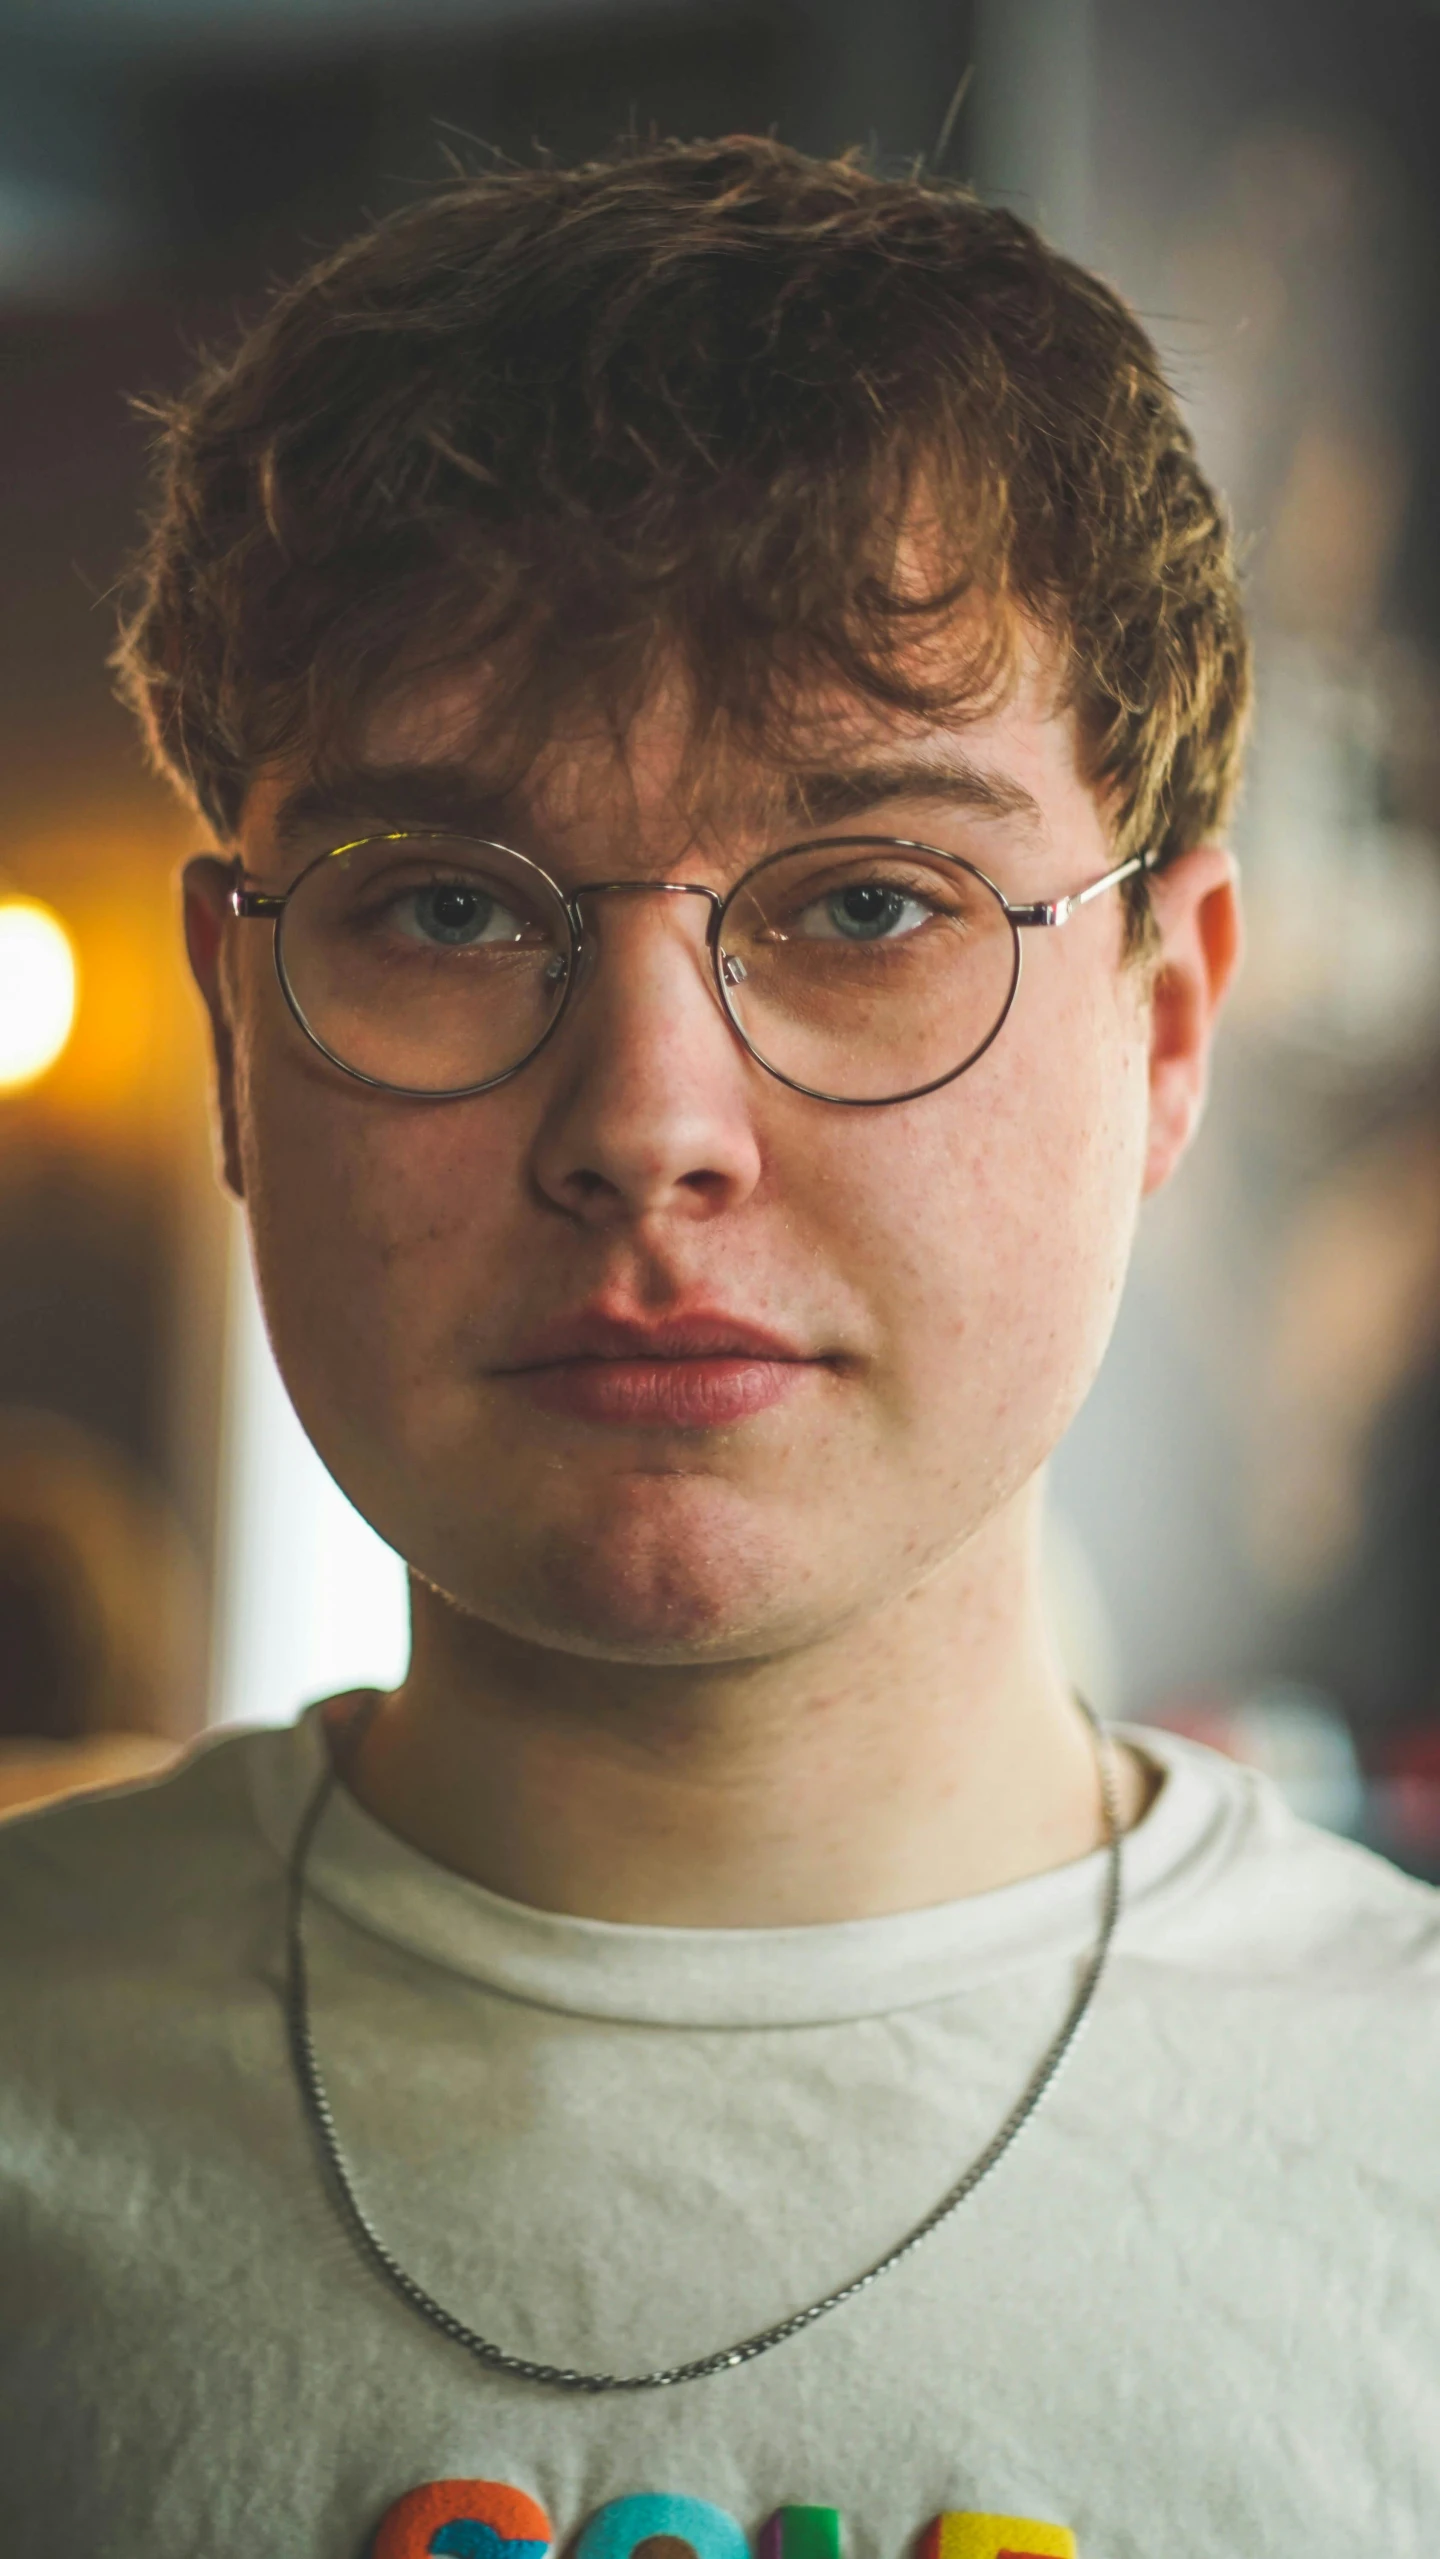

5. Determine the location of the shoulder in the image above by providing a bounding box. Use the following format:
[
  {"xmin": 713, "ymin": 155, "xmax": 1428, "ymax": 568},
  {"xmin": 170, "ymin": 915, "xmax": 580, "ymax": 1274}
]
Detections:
[
  {"xmin": 1123, "ymin": 1723, "xmax": 1440, "ymax": 2000},
  {"xmin": 0, "ymin": 1720, "xmax": 299, "ymax": 1975},
  {"xmin": 0, "ymin": 1721, "xmax": 319, "ymax": 2187}
]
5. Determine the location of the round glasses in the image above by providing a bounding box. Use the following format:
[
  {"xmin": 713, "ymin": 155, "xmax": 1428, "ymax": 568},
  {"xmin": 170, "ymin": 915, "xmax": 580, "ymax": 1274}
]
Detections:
[{"xmin": 232, "ymin": 831, "xmax": 1148, "ymax": 1108}]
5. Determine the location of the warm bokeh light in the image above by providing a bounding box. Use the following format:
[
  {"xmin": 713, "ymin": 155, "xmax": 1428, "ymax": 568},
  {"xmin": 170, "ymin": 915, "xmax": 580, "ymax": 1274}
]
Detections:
[{"xmin": 0, "ymin": 896, "xmax": 78, "ymax": 1092}]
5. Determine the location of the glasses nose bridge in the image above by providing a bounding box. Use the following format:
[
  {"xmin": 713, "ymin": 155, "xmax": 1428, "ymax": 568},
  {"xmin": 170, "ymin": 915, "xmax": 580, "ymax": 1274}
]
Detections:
[{"xmin": 566, "ymin": 876, "xmax": 724, "ymax": 940}]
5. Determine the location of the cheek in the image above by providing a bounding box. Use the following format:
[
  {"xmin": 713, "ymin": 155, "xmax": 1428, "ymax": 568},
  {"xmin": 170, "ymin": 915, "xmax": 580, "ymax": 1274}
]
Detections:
[
  {"xmin": 235, "ymin": 1010, "xmax": 522, "ymax": 1435},
  {"xmin": 841, "ymin": 954, "xmax": 1148, "ymax": 1460}
]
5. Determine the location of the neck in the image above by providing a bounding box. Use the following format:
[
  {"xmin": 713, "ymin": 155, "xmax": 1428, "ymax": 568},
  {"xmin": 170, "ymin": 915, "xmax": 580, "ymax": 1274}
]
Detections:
[{"xmin": 344, "ymin": 1482, "xmax": 1145, "ymax": 1927}]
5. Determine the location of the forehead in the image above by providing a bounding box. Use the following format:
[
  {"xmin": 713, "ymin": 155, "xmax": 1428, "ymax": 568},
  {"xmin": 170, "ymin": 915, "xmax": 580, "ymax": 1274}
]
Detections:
[{"xmin": 242, "ymin": 635, "xmax": 1088, "ymax": 873}]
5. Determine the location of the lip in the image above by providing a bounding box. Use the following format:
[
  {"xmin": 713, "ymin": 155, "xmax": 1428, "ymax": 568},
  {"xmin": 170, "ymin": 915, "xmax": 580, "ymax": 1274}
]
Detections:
[{"xmin": 498, "ymin": 1304, "xmax": 821, "ymax": 1430}]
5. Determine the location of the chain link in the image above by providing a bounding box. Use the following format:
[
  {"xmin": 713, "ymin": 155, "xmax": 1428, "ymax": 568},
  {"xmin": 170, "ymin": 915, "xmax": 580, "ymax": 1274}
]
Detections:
[{"xmin": 284, "ymin": 1700, "xmax": 1123, "ymax": 2393}]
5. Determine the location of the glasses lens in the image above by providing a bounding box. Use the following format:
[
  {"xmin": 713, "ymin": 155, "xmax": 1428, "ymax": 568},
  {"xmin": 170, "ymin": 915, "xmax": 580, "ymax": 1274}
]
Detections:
[
  {"xmin": 718, "ymin": 839, "xmax": 1019, "ymax": 1102},
  {"xmin": 277, "ymin": 835, "xmax": 569, "ymax": 1094}
]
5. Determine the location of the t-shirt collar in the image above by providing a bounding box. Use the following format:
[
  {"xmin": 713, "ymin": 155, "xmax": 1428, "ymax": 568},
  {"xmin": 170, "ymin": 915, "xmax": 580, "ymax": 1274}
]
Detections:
[{"xmin": 247, "ymin": 1702, "xmax": 1247, "ymax": 2028}]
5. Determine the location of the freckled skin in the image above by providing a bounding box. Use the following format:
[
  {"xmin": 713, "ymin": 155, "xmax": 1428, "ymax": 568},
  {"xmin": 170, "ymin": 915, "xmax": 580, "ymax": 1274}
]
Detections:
[
  {"xmin": 216, "ymin": 682, "xmax": 1141, "ymax": 1655},
  {"xmin": 186, "ymin": 651, "xmax": 1239, "ymax": 1920}
]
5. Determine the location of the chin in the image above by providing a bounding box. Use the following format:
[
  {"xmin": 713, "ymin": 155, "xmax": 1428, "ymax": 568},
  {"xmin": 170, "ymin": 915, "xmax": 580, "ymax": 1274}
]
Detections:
[{"xmin": 412, "ymin": 1470, "xmax": 845, "ymax": 1665}]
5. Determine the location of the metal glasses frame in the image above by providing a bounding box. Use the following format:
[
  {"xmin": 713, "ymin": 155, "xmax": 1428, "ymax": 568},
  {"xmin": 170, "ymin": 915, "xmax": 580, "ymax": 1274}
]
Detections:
[{"xmin": 231, "ymin": 832, "xmax": 1152, "ymax": 1109}]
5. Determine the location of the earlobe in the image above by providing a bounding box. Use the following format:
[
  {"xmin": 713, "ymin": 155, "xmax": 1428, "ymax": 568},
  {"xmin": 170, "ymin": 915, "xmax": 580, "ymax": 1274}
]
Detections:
[
  {"xmin": 1141, "ymin": 842, "xmax": 1243, "ymax": 1196},
  {"xmin": 181, "ymin": 855, "xmax": 246, "ymax": 1200}
]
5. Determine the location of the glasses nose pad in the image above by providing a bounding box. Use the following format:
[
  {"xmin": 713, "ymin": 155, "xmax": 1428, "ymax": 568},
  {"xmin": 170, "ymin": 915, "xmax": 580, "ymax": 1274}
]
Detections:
[
  {"xmin": 542, "ymin": 952, "xmax": 569, "ymax": 989},
  {"xmin": 721, "ymin": 951, "xmax": 748, "ymax": 987}
]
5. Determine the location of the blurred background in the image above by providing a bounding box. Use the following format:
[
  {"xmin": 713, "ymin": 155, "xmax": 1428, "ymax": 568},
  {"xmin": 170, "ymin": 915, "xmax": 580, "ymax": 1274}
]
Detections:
[{"xmin": 1, "ymin": 0, "xmax": 1437, "ymax": 1862}]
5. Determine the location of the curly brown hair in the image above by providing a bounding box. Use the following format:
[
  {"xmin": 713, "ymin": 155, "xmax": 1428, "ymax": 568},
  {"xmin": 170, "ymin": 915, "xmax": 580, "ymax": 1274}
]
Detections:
[{"xmin": 114, "ymin": 135, "xmax": 1249, "ymax": 926}]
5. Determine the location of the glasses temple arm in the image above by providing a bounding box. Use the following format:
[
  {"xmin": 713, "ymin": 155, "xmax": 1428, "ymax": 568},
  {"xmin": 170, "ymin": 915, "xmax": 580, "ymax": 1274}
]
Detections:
[
  {"xmin": 230, "ymin": 872, "xmax": 287, "ymax": 921},
  {"xmin": 1009, "ymin": 849, "xmax": 1152, "ymax": 930}
]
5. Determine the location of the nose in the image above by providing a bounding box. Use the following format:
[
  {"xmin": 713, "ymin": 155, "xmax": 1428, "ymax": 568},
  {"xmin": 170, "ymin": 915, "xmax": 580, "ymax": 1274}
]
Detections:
[{"xmin": 528, "ymin": 888, "xmax": 764, "ymax": 1226}]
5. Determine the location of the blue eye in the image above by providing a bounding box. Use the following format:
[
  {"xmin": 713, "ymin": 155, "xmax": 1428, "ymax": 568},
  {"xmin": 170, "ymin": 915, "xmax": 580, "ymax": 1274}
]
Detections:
[
  {"xmin": 390, "ymin": 879, "xmax": 539, "ymax": 948},
  {"xmin": 408, "ymin": 882, "xmax": 499, "ymax": 945},
  {"xmin": 827, "ymin": 885, "xmax": 912, "ymax": 938},
  {"xmin": 794, "ymin": 883, "xmax": 933, "ymax": 942}
]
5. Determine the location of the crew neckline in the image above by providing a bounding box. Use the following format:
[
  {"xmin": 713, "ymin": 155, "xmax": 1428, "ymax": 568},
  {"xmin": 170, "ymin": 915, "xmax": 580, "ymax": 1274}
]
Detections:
[{"xmin": 245, "ymin": 1704, "xmax": 1254, "ymax": 2028}]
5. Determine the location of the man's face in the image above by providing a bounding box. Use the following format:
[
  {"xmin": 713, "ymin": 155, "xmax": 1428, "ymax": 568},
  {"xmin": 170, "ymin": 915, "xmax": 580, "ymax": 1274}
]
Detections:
[{"xmin": 195, "ymin": 653, "xmax": 1214, "ymax": 1666}]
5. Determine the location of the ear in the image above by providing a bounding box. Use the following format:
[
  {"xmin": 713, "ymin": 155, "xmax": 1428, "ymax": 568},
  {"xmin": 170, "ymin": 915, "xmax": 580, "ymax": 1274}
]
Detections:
[
  {"xmin": 182, "ymin": 856, "xmax": 246, "ymax": 1200},
  {"xmin": 1141, "ymin": 842, "xmax": 1243, "ymax": 1196}
]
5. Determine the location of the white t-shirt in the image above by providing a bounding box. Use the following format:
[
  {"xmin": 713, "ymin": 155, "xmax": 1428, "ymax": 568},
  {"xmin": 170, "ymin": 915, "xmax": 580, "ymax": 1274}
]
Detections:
[{"xmin": 2, "ymin": 1708, "xmax": 1438, "ymax": 2558}]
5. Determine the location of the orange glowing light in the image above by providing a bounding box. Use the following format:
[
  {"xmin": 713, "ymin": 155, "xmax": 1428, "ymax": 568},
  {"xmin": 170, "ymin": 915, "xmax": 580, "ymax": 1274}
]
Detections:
[{"xmin": 0, "ymin": 895, "xmax": 79, "ymax": 1091}]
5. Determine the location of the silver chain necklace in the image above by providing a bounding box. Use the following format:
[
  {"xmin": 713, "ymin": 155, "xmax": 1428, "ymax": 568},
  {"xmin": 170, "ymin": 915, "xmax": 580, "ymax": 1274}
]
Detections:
[{"xmin": 285, "ymin": 1698, "xmax": 1123, "ymax": 2394}]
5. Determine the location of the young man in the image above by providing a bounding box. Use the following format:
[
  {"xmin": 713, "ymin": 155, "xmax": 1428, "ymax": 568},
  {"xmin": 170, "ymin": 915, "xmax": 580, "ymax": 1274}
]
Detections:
[{"xmin": 2, "ymin": 138, "xmax": 1436, "ymax": 2559}]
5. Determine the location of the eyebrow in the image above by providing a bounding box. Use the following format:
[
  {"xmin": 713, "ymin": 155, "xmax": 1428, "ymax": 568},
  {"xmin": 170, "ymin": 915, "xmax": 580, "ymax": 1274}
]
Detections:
[
  {"xmin": 269, "ymin": 765, "xmax": 521, "ymax": 856},
  {"xmin": 267, "ymin": 749, "xmax": 1045, "ymax": 863},
  {"xmin": 778, "ymin": 753, "xmax": 1044, "ymax": 836}
]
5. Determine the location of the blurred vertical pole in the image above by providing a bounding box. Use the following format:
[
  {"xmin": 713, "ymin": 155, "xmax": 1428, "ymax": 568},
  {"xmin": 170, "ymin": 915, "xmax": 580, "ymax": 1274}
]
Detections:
[
  {"xmin": 967, "ymin": 0, "xmax": 1117, "ymax": 1713},
  {"xmin": 791, "ymin": 0, "xmax": 1097, "ymax": 249},
  {"xmin": 791, "ymin": 0, "xmax": 972, "ymax": 171},
  {"xmin": 969, "ymin": 0, "xmax": 1096, "ymax": 256}
]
